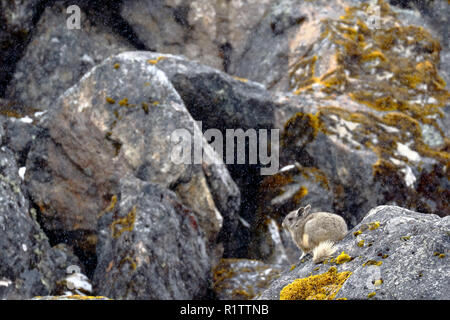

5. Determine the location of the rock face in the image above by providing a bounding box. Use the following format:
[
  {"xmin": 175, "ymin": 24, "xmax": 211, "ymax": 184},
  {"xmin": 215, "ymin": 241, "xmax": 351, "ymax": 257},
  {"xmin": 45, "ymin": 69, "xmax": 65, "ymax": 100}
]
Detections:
[
  {"xmin": 25, "ymin": 51, "xmax": 239, "ymax": 244},
  {"xmin": 25, "ymin": 52, "xmax": 243, "ymax": 299},
  {"xmin": 142, "ymin": 52, "xmax": 277, "ymax": 131},
  {"xmin": 0, "ymin": 0, "xmax": 42, "ymax": 95},
  {"xmin": 258, "ymin": 205, "xmax": 450, "ymax": 300},
  {"xmin": 93, "ymin": 176, "xmax": 211, "ymax": 299},
  {"xmin": 212, "ymin": 258, "xmax": 282, "ymax": 300},
  {"xmin": 0, "ymin": 145, "xmax": 81, "ymax": 299},
  {"xmin": 0, "ymin": 0, "xmax": 448, "ymax": 300},
  {"xmin": 120, "ymin": 0, "xmax": 274, "ymax": 72},
  {"xmin": 249, "ymin": 0, "xmax": 449, "ymax": 265},
  {"xmin": 6, "ymin": 2, "xmax": 133, "ymax": 110}
]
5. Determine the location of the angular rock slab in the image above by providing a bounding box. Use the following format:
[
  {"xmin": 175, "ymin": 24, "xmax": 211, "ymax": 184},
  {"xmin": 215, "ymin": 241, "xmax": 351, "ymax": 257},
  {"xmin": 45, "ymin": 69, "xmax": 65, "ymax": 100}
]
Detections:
[
  {"xmin": 142, "ymin": 52, "xmax": 277, "ymax": 131},
  {"xmin": 93, "ymin": 176, "xmax": 211, "ymax": 300},
  {"xmin": 25, "ymin": 51, "xmax": 241, "ymax": 251},
  {"xmin": 258, "ymin": 205, "xmax": 450, "ymax": 300}
]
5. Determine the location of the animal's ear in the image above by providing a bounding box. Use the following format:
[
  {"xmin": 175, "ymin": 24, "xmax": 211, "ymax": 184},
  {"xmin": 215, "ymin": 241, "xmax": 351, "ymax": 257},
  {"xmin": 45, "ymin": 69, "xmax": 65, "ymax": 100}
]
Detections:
[
  {"xmin": 303, "ymin": 204, "xmax": 311, "ymax": 215},
  {"xmin": 297, "ymin": 204, "xmax": 311, "ymax": 217}
]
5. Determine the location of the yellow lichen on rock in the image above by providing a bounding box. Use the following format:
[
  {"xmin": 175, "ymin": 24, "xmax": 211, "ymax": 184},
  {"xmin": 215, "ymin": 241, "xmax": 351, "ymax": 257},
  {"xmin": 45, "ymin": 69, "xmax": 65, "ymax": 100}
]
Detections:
[
  {"xmin": 111, "ymin": 205, "xmax": 137, "ymax": 239},
  {"xmin": 280, "ymin": 266, "xmax": 351, "ymax": 300},
  {"xmin": 289, "ymin": 0, "xmax": 449, "ymax": 123},
  {"xmin": 335, "ymin": 251, "xmax": 352, "ymax": 264}
]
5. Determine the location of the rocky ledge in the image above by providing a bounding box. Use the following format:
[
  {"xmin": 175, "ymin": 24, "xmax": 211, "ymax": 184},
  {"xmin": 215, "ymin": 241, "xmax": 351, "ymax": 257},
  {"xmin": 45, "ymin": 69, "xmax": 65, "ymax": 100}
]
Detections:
[{"xmin": 0, "ymin": 0, "xmax": 448, "ymax": 300}]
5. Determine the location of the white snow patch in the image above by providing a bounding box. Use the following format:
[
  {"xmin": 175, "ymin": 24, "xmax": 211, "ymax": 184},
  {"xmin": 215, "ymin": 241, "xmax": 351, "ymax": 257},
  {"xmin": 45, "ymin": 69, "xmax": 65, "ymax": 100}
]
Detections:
[
  {"xmin": 34, "ymin": 111, "xmax": 47, "ymax": 117},
  {"xmin": 396, "ymin": 142, "xmax": 421, "ymax": 162},
  {"xmin": 81, "ymin": 54, "xmax": 95, "ymax": 65},
  {"xmin": 279, "ymin": 164, "xmax": 295, "ymax": 172},
  {"xmin": 400, "ymin": 165, "xmax": 416, "ymax": 187},
  {"xmin": 19, "ymin": 116, "xmax": 33, "ymax": 124},
  {"xmin": 0, "ymin": 279, "xmax": 12, "ymax": 287},
  {"xmin": 18, "ymin": 167, "xmax": 26, "ymax": 180}
]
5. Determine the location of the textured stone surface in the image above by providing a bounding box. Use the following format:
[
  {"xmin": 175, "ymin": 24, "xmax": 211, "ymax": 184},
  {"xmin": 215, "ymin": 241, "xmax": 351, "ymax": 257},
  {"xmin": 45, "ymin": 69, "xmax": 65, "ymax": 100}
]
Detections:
[
  {"xmin": 120, "ymin": 0, "xmax": 273, "ymax": 72},
  {"xmin": 93, "ymin": 176, "xmax": 211, "ymax": 299},
  {"xmin": 212, "ymin": 258, "xmax": 282, "ymax": 300},
  {"xmin": 25, "ymin": 51, "xmax": 240, "ymax": 261},
  {"xmin": 0, "ymin": 146, "xmax": 81, "ymax": 299},
  {"xmin": 6, "ymin": 2, "xmax": 133, "ymax": 110},
  {"xmin": 258, "ymin": 205, "xmax": 450, "ymax": 300},
  {"xmin": 0, "ymin": 0, "xmax": 42, "ymax": 95}
]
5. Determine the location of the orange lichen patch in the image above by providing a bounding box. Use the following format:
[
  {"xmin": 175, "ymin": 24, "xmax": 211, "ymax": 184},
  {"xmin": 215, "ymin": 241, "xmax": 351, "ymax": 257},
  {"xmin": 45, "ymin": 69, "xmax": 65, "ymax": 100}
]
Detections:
[
  {"xmin": 147, "ymin": 56, "xmax": 167, "ymax": 65},
  {"xmin": 298, "ymin": 166, "xmax": 330, "ymax": 191},
  {"xmin": 368, "ymin": 221, "xmax": 380, "ymax": 230},
  {"xmin": 98, "ymin": 195, "xmax": 117, "ymax": 218},
  {"xmin": 105, "ymin": 97, "xmax": 116, "ymax": 104},
  {"xmin": 363, "ymin": 260, "xmax": 383, "ymax": 267},
  {"xmin": 282, "ymin": 112, "xmax": 321, "ymax": 149},
  {"xmin": 111, "ymin": 206, "xmax": 137, "ymax": 239},
  {"xmin": 232, "ymin": 76, "xmax": 249, "ymax": 83},
  {"xmin": 292, "ymin": 186, "xmax": 309, "ymax": 205},
  {"xmin": 118, "ymin": 98, "xmax": 129, "ymax": 107},
  {"xmin": 119, "ymin": 256, "xmax": 137, "ymax": 274},
  {"xmin": 289, "ymin": 0, "xmax": 449, "ymax": 122},
  {"xmin": 335, "ymin": 251, "xmax": 352, "ymax": 264},
  {"xmin": 259, "ymin": 172, "xmax": 294, "ymax": 194},
  {"xmin": 353, "ymin": 230, "xmax": 362, "ymax": 237},
  {"xmin": 141, "ymin": 102, "xmax": 149, "ymax": 114},
  {"xmin": 315, "ymin": 106, "xmax": 449, "ymax": 168},
  {"xmin": 280, "ymin": 266, "xmax": 351, "ymax": 300}
]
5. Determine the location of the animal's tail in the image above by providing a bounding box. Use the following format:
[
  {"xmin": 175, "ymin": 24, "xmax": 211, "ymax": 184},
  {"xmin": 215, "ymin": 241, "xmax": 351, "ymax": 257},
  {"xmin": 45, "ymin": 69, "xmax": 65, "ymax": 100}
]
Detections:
[{"xmin": 312, "ymin": 240, "xmax": 336, "ymax": 264}]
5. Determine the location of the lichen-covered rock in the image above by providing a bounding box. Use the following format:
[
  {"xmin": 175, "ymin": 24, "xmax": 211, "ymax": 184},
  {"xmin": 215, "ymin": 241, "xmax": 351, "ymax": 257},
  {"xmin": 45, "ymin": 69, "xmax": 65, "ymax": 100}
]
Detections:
[
  {"xmin": 93, "ymin": 176, "xmax": 211, "ymax": 299},
  {"xmin": 0, "ymin": 146, "xmax": 81, "ymax": 299},
  {"xmin": 6, "ymin": 2, "xmax": 133, "ymax": 110},
  {"xmin": 212, "ymin": 258, "xmax": 282, "ymax": 300},
  {"xmin": 25, "ymin": 51, "xmax": 240, "ymax": 262},
  {"xmin": 250, "ymin": 0, "xmax": 448, "ymax": 266},
  {"xmin": 257, "ymin": 205, "xmax": 450, "ymax": 300},
  {"xmin": 141, "ymin": 52, "xmax": 280, "ymax": 255},
  {"xmin": 142, "ymin": 52, "xmax": 277, "ymax": 131},
  {"xmin": 231, "ymin": 0, "xmax": 369, "ymax": 91}
]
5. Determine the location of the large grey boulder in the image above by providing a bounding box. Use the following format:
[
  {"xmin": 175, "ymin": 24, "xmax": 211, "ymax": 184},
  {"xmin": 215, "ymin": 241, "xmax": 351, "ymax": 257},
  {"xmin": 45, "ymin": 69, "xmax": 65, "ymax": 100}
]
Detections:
[
  {"xmin": 25, "ymin": 51, "xmax": 240, "ymax": 265},
  {"xmin": 6, "ymin": 1, "xmax": 134, "ymax": 110},
  {"xmin": 141, "ymin": 52, "xmax": 277, "ymax": 131},
  {"xmin": 258, "ymin": 205, "xmax": 450, "ymax": 300}
]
